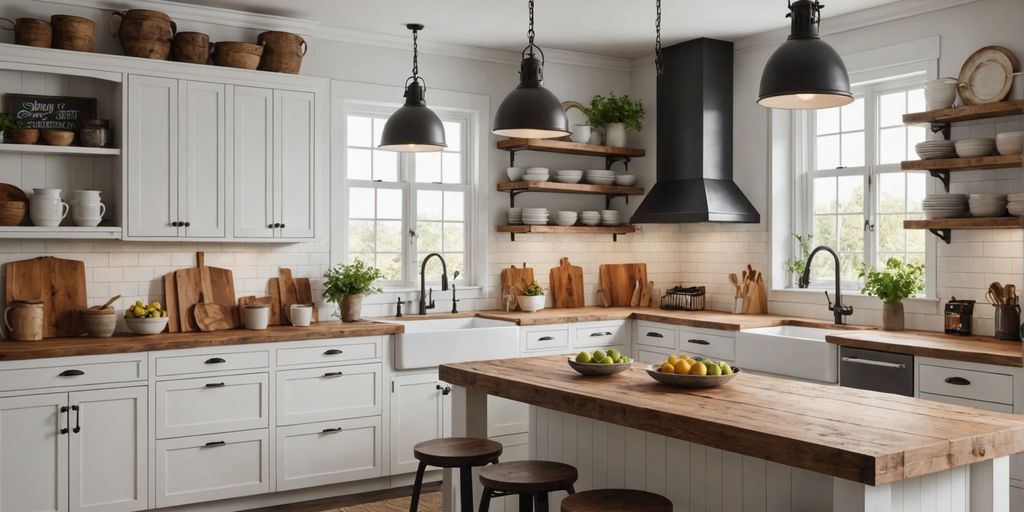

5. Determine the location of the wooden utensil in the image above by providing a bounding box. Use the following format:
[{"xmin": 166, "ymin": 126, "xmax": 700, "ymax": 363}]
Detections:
[
  {"xmin": 5, "ymin": 256, "xmax": 87, "ymax": 338},
  {"xmin": 500, "ymin": 263, "xmax": 535, "ymax": 311},
  {"xmin": 549, "ymin": 257, "xmax": 585, "ymax": 308},
  {"xmin": 174, "ymin": 252, "xmax": 205, "ymax": 332},
  {"xmin": 729, "ymin": 273, "xmax": 741, "ymax": 298},
  {"xmin": 90, "ymin": 295, "xmax": 121, "ymax": 311},
  {"xmin": 294, "ymin": 277, "xmax": 319, "ymax": 323},
  {"xmin": 277, "ymin": 268, "xmax": 299, "ymax": 322},
  {"xmin": 194, "ymin": 301, "xmax": 234, "ymax": 332},
  {"xmin": 163, "ymin": 272, "xmax": 180, "ymax": 332},
  {"xmin": 1006, "ymin": 284, "xmax": 1018, "ymax": 305},
  {"xmin": 988, "ymin": 282, "xmax": 1005, "ymax": 305},
  {"xmin": 640, "ymin": 281, "xmax": 653, "ymax": 308},
  {"xmin": 598, "ymin": 263, "xmax": 649, "ymax": 307}
]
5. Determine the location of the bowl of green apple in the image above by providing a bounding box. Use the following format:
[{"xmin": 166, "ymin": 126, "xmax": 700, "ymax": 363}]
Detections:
[{"xmin": 568, "ymin": 348, "xmax": 633, "ymax": 376}]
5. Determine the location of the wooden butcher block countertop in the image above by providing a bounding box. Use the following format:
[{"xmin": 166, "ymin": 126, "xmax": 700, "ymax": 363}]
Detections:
[
  {"xmin": 440, "ymin": 355, "xmax": 1024, "ymax": 486},
  {"xmin": 826, "ymin": 330, "xmax": 1023, "ymax": 367},
  {"xmin": 0, "ymin": 321, "xmax": 402, "ymax": 361},
  {"xmin": 476, "ymin": 307, "xmax": 828, "ymax": 330}
]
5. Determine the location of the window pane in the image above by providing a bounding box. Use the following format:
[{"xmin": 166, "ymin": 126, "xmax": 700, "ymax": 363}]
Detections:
[
  {"xmin": 349, "ymin": 188, "xmax": 374, "ymax": 218},
  {"xmin": 878, "ymin": 215, "xmax": 905, "ymax": 252},
  {"xmin": 415, "ymin": 153, "xmax": 442, "ymax": 183},
  {"xmin": 816, "ymin": 135, "xmax": 840, "ymax": 170},
  {"xmin": 443, "ymin": 121, "xmax": 462, "ymax": 152},
  {"xmin": 348, "ymin": 220, "xmax": 375, "ymax": 253},
  {"xmin": 378, "ymin": 253, "xmax": 402, "ymax": 281},
  {"xmin": 347, "ymin": 116, "xmax": 372, "ymax": 147},
  {"xmin": 816, "ymin": 108, "xmax": 840, "ymax": 135},
  {"xmin": 837, "ymin": 175, "xmax": 863, "ymax": 213},
  {"xmin": 347, "ymin": 148, "xmax": 372, "ymax": 180},
  {"xmin": 907, "ymin": 126, "xmax": 926, "ymax": 159},
  {"xmin": 813, "ymin": 177, "xmax": 837, "ymax": 214},
  {"xmin": 879, "ymin": 92, "xmax": 906, "ymax": 127},
  {"xmin": 841, "ymin": 132, "xmax": 864, "ymax": 168},
  {"xmin": 443, "ymin": 223, "xmax": 464, "ymax": 252},
  {"xmin": 442, "ymin": 152, "xmax": 462, "ymax": 184},
  {"xmin": 879, "ymin": 127, "xmax": 906, "ymax": 165},
  {"xmin": 372, "ymin": 117, "xmax": 387, "ymax": 147},
  {"xmin": 907, "ymin": 220, "xmax": 925, "ymax": 252},
  {"xmin": 841, "ymin": 98, "xmax": 864, "ymax": 132},
  {"xmin": 907, "ymin": 173, "xmax": 926, "ymax": 212},
  {"xmin": 840, "ymin": 253, "xmax": 864, "ymax": 283},
  {"xmin": 878, "ymin": 173, "xmax": 906, "ymax": 213},
  {"xmin": 838, "ymin": 215, "xmax": 864, "ymax": 253},
  {"xmin": 444, "ymin": 191, "xmax": 464, "ymax": 221},
  {"xmin": 377, "ymin": 189, "xmax": 403, "ymax": 219},
  {"xmin": 417, "ymin": 221, "xmax": 443, "ymax": 252},
  {"xmin": 444, "ymin": 253, "xmax": 465, "ymax": 278},
  {"xmin": 377, "ymin": 220, "xmax": 403, "ymax": 253},
  {"xmin": 418, "ymin": 190, "xmax": 443, "ymax": 220},
  {"xmin": 373, "ymin": 150, "xmax": 398, "ymax": 182},
  {"xmin": 813, "ymin": 215, "xmax": 837, "ymax": 249}
]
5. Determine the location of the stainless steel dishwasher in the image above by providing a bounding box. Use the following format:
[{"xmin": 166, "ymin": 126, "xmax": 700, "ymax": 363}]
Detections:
[{"xmin": 839, "ymin": 346, "xmax": 914, "ymax": 397}]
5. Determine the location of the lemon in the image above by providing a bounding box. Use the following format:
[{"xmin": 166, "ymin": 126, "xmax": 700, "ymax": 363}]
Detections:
[
  {"xmin": 673, "ymin": 359, "xmax": 692, "ymax": 374},
  {"xmin": 599, "ymin": 356, "xmax": 614, "ymax": 364},
  {"xmin": 659, "ymin": 362, "xmax": 675, "ymax": 373},
  {"xmin": 132, "ymin": 306, "xmax": 145, "ymax": 317},
  {"xmin": 575, "ymin": 351, "xmax": 593, "ymax": 363},
  {"xmin": 666, "ymin": 354, "xmax": 679, "ymax": 365},
  {"xmin": 150, "ymin": 301, "xmax": 161, "ymax": 310},
  {"xmin": 689, "ymin": 361, "xmax": 708, "ymax": 376}
]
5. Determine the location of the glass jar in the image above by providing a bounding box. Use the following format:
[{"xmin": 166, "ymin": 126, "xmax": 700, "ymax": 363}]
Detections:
[{"xmin": 79, "ymin": 118, "xmax": 110, "ymax": 148}]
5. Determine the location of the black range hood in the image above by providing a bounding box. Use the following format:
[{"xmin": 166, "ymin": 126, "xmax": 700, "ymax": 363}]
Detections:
[{"xmin": 631, "ymin": 38, "xmax": 760, "ymax": 224}]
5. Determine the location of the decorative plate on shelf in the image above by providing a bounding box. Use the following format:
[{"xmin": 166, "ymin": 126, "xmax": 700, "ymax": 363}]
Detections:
[{"xmin": 958, "ymin": 46, "xmax": 1020, "ymax": 105}]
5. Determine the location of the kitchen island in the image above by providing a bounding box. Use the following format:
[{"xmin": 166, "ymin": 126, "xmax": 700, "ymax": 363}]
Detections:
[{"xmin": 439, "ymin": 355, "xmax": 1024, "ymax": 512}]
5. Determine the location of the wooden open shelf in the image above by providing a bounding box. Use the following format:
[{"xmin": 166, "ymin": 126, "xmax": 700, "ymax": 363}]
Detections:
[
  {"xmin": 901, "ymin": 154, "xmax": 1024, "ymax": 172},
  {"xmin": 903, "ymin": 217, "xmax": 1024, "ymax": 244},
  {"xmin": 497, "ymin": 224, "xmax": 637, "ymax": 241},
  {"xmin": 497, "ymin": 138, "xmax": 645, "ymax": 158},
  {"xmin": 902, "ymin": 101, "xmax": 1024, "ymax": 125},
  {"xmin": 497, "ymin": 181, "xmax": 643, "ymax": 196},
  {"xmin": 0, "ymin": 225, "xmax": 122, "ymax": 239},
  {"xmin": 0, "ymin": 143, "xmax": 120, "ymax": 156}
]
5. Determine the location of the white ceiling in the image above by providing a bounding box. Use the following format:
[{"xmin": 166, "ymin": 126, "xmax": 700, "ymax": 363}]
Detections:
[{"xmin": 168, "ymin": 0, "xmax": 903, "ymax": 58}]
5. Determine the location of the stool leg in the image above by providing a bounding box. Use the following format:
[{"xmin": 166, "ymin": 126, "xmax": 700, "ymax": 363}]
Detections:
[
  {"xmin": 478, "ymin": 487, "xmax": 493, "ymax": 512},
  {"xmin": 409, "ymin": 462, "xmax": 427, "ymax": 512},
  {"xmin": 534, "ymin": 491, "xmax": 548, "ymax": 512},
  {"xmin": 518, "ymin": 493, "xmax": 533, "ymax": 512},
  {"xmin": 567, "ymin": 485, "xmax": 576, "ymax": 495},
  {"xmin": 459, "ymin": 466, "xmax": 474, "ymax": 512}
]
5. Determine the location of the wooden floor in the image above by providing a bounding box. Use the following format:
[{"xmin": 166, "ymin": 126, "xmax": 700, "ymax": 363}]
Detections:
[{"xmin": 243, "ymin": 483, "xmax": 440, "ymax": 512}]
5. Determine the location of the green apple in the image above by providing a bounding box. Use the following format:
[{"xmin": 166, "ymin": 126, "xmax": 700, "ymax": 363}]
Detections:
[
  {"xmin": 592, "ymin": 350, "xmax": 607, "ymax": 362},
  {"xmin": 575, "ymin": 351, "xmax": 593, "ymax": 363},
  {"xmin": 720, "ymin": 363, "xmax": 734, "ymax": 375},
  {"xmin": 600, "ymin": 356, "xmax": 615, "ymax": 364},
  {"xmin": 607, "ymin": 349, "xmax": 621, "ymax": 360}
]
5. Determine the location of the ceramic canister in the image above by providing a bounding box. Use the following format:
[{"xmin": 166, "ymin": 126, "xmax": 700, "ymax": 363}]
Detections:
[
  {"xmin": 242, "ymin": 304, "xmax": 269, "ymax": 330},
  {"xmin": 289, "ymin": 304, "xmax": 313, "ymax": 327},
  {"xmin": 29, "ymin": 188, "xmax": 69, "ymax": 227}
]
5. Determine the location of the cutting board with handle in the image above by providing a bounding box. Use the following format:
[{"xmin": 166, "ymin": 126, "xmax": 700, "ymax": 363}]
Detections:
[
  {"xmin": 741, "ymin": 264, "xmax": 768, "ymax": 315},
  {"xmin": 203, "ymin": 260, "xmax": 239, "ymax": 328},
  {"xmin": 4, "ymin": 256, "xmax": 87, "ymax": 337},
  {"xmin": 500, "ymin": 263, "xmax": 535, "ymax": 311},
  {"xmin": 268, "ymin": 278, "xmax": 284, "ymax": 325},
  {"xmin": 277, "ymin": 268, "xmax": 299, "ymax": 322},
  {"xmin": 175, "ymin": 252, "xmax": 205, "ymax": 332},
  {"xmin": 549, "ymin": 257, "xmax": 585, "ymax": 308},
  {"xmin": 293, "ymin": 276, "xmax": 319, "ymax": 323},
  {"xmin": 194, "ymin": 301, "xmax": 234, "ymax": 332},
  {"xmin": 598, "ymin": 263, "xmax": 649, "ymax": 307},
  {"xmin": 163, "ymin": 272, "xmax": 180, "ymax": 332}
]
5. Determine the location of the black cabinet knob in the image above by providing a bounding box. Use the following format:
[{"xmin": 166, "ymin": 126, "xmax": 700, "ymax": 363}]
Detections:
[
  {"xmin": 268, "ymin": 223, "xmax": 275, "ymax": 228},
  {"xmin": 280, "ymin": 223, "xmax": 285, "ymax": 228},
  {"xmin": 183, "ymin": 221, "xmax": 191, "ymax": 227},
  {"xmin": 170, "ymin": 221, "xmax": 180, "ymax": 227}
]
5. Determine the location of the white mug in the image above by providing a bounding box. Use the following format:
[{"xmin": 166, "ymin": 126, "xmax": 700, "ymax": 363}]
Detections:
[
  {"xmin": 30, "ymin": 188, "xmax": 69, "ymax": 227},
  {"xmin": 71, "ymin": 201, "xmax": 106, "ymax": 227},
  {"xmin": 290, "ymin": 304, "xmax": 313, "ymax": 327},
  {"xmin": 71, "ymin": 189, "xmax": 102, "ymax": 203}
]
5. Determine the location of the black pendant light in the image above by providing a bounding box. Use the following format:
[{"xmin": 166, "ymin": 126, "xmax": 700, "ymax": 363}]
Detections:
[
  {"xmin": 492, "ymin": 0, "xmax": 570, "ymax": 139},
  {"xmin": 758, "ymin": 0, "xmax": 853, "ymax": 110},
  {"xmin": 379, "ymin": 24, "xmax": 446, "ymax": 152}
]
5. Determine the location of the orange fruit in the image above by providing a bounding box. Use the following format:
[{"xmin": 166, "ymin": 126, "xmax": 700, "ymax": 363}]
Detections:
[
  {"xmin": 673, "ymin": 359, "xmax": 692, "ymax": 374},
  {"xmin": 666, "ymin": 354, "xmax": 679, "ymax": 366},
  {"xmin": 689, "ymin": 361, "xmax": 708, "ymax": 376},
  {"xmin": 658, "ymin": 362, "xmax": 675, "ymax": 373}
]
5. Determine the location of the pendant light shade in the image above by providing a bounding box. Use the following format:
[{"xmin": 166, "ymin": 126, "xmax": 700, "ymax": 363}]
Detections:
[
  {"xmin": 379, "ymin": 24, "xmax": 446, "ymax": 152},
  {"xmin": 492, "ymin": 0, "xmax": 569, "ymax": 139},
  {"xmin": 758, "ymin": 0, "xmax": 853, "ymax": 110}
]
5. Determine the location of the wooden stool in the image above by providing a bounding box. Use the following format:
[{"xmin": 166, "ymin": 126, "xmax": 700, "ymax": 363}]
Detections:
[
  {"xmin": 411, "ymin": 437, "xmax": 502, "ymax": 512},
  {"xmin": 478, "ymin": 460, "xmax": 578, "ymax": 512},
  {"xmin": 560, "ymin": 489, "xmax": 672, "ymax": 512}
]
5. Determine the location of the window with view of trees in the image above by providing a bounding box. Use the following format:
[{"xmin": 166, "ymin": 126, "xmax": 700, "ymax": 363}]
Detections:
[
  {"xmin": 344, "ymin": 110, "xmax": 470, "ymax": 286},
  {"xmin": 802, "ymin": 80, "xmax": 929, "ymax": 291}
]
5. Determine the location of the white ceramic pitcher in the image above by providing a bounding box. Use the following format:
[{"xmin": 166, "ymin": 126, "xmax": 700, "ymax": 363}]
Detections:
[
  {"xmin": 30, "ymin": 188, "xmax": 69, "ymax": 227},
  {"xmin": 70, "ymin": 189, "xmax": 106, "ymax": 227}
]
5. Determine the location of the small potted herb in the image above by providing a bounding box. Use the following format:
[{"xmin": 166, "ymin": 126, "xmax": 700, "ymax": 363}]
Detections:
[
  {"xmin": 586, "ymin": 92, "xmax": 645, "ymax": 147},
  {"xmin": 786, "ymin": 234, "xmax": 813, "ymax": 288},
  {"xmin": 0, "ymin": 114, "xmax": 36, "ymax": 145},
  {"xmin": 517, "ymin": 281, "xmax": 546, "ymax": 312},
  {"xmin": 859, "ymin": 257, "xmax": 924, "ymax": 331},
  {"xmin": 322, "ymin": 260, "xmax": 383, "ymax": 322}
]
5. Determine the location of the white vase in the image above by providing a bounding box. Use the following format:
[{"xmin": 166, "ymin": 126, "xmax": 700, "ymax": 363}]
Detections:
[
  {"xmin": 570, "ymin": 124, "xmax": 591, "ymax": 144},
  {"xmin": 30, "ymin": 188, "xmax": 69, "ymax": 227},
  {"xmin": 517, "ymin": 295, "xmax": 546, "ymax": 312},
  {"xmin": 605, "ymin": 122, "xmax": 627, "ymax": 147},
  {"xmin": 588, "ymin": 128, "xmax": 604, "ymax": 145}
]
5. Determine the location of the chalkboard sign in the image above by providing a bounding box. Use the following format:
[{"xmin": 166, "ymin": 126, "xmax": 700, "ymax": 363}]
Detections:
[{"xmin": 4, "ymin": 94, "xmax": 97, "ymax": 131}]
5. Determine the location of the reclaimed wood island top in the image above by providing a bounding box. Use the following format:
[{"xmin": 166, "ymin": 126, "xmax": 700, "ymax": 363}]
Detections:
[{"xmin": 439, "ymin": 355, "xmax": 1024, "ymax": 486}]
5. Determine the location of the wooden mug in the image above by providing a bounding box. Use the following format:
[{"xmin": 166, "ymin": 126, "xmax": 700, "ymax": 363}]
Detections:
[{"xmin": 4, "ymin": 300, "xmax": 44, "ymax": 341}]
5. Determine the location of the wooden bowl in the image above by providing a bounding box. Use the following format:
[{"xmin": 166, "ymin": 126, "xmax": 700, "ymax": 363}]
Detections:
[
  {"xmin": 41, "ymin": 129, "xmax": 75, "ymax": 146},
  {"xmin": 0, "ymin": 201, "xmax": 26, "ymax": 226},
  {"xmin": 8, "ymin": 128, "xmax": 40, "ymax": 145},
  {"xmin": 645, "ymin": 365, "xmax": 742, "ymax": 388},
  {"xmin": 567, "ymin": 357, "xmax": 632, "ymax": 376}
]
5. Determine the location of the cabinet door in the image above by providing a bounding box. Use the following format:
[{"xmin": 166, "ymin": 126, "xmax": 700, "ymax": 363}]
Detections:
[
  {"xmin": 276, "ymin": 363, "xmax": 382, "ymax": 426},
  {"xmin": 127, "ymin": 75, "xmax": 179, "ymax": 238},
  {"xmin": 390, "ymin": 373, "xmax": 443, "ymax": 475},
  {"xmin": 180, "ymin": 81, "xmax": 226, "ymax": 238},
  {"xmin": 274, "ymin": 90, "xmax": 316, "ymax": 239},
  {"xmin": 68, "ymin": 387, "xmax": 147, "ymax": 512},
  {"xmin": 0, "ymin": 393, "xmax": 68, "ymax": 512},
  {"xmin": 232, "ymin": 86, "xmax": 275, "ymax": 239}
]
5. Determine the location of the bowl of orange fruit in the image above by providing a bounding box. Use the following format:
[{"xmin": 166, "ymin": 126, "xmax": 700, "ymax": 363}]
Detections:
[{"xmin": 645, "ymin": 353, "xmax": 740, "ymax": 388}]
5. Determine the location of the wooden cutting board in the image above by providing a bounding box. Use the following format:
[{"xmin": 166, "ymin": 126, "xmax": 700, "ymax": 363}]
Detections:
[
  {"xmin": 163, "ymin": 272, "xmax": 180, "ymax": 333},
  {"xmin": 194, "ymin": 303, "xmax": 234, "ymax": 331},
  {"xmin": 500, "ymin": 263, "xmax": 535, "ymax": 311},
  {"xmin": 204, "ymin": 262, "xmax": 239, "ymax": 328},
  {"xmin": 598, "ymin": 263, "xmax": 649, "ymax": 307},
  {"xmin": 294, "ymin": 277, "xmax": 319, "ymax": 323},
  {"xmin": 175, "ymin": 252, "xmax": 205, "ymax": 332},
  {"xmin": 277, "ymin": 268, "xmax": 299, "ymax": 322},
  {"xmin": 268, "ymin": 278, "xmax": 283, "ymax": 326},
  {"xmin": 4, "ymin": 256, "xmax": 87, "ymax": 338},
  {"xmin": 549, "ymin": 257, "xmax": 585, "ymax": 308}
]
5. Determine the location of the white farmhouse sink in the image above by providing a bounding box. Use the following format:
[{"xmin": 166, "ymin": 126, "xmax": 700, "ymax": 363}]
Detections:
[
  {"xmin": 384, "ymin": 317, "xmax": 518, "ymax": 370},
  {"xmin": 735, "ymin": 325, "xmax": 842, "ymax": 383}
]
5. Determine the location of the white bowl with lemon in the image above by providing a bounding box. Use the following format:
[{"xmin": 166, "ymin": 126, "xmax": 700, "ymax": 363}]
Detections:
[
  {"xmin": 647, "ymin": 353, "xmax": 740, "ymax": 388},
  {"xmin": 124, "ymin": 300, "xmax": 169, "ymax": 335},
  {"xmin": 568, "ymin": 348, "xmax": 632, "ymax": 376}
]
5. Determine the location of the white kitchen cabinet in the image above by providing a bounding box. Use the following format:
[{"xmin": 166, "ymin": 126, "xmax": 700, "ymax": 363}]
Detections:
[
  {"xmin": 179, "ymin": 81, "xmax": 226, "ymax": 238},
  {"xmin": 232, "ymin": 86, "xmax": 275, "ymax": 239},
  {"xmin": 677, "ymin": 327, "xmax": 736, "ymax": 363},
  {"xmin": 390, "ymin": 373, "xmax": 446, "ymax": 475},
  {"xmin": 276, "ymin": 363, "xmax": 382, "ymax": 426},
  {"xmin": 154, "ymin": 429, "xmax": 269, "ymax": 508},
  {"xmin": 0, "ymin": 393, "xmax": 67, "ymax": 512},
  {"xmin": 275, "ymin": 89, "xmax": 316, "ymax": 239},
  {"xmin": 276, "ymin": 416, "xmax": 383, "ymax": 491},
  {"xmin": 572, "ymin": 321, "xmax": 631, "ymax": 349},
  {"xmin": 636, "ymin": 345, "xmax": 675, "ymax": 365},
  {"xmin": 155, "ymin": 373, "xmax": 269, "ymax": 439}
]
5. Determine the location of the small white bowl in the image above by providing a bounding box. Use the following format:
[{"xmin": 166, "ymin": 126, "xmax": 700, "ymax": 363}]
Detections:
[
  {"xmin": 125, "ymin": 316, "xmax": 169, "ymax": 335},
  {"xmin": 614, "ymin": 175, "xmax": 638, "ymax": 186},
  {"xmin": 507, "ymin": 167, "xmax": 525, "ymax": 181},
  {"xmin": 996, "ymin": 132, "xmax": 1024, "ymax": 155},
  {"xmin": 525, "ymin": 167, "xmax": 549, "ymax": 175}
]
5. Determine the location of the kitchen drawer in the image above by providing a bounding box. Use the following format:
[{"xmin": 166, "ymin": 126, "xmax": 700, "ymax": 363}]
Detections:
[
  {"xmin": 155, "ymin": 429, "xmax": 269, "ymax": 508},
  {"xmin": 1013, "ymin": 486, "xmax": 1023, "ymax": 512},
  {"xmin": 918, "ymin": 364, "xmax": 1014, "ymax": 405},
  {"xmin": 156, "ymin": 373, "xmax": 269, "ymax": 438},
  {"xmin": 276, "ymin": 416, "xmax": 383, "ymax": 491},
  {"xmin": 154, "ymin": 350, "xmax": 268, "ymax": 377},
  {"xmin": 0, "ymin": 356, "xmax": 146, "ymax": 391},
  {"xmin": 523, "ymin": 329, "xmax": 569, "ymax": 352},
  {"xmin": 678, "ymin": 331, "xmax": 735, "ymax": 362},
  {"xmin": 277, "ymin": 338, "xmax": 382, "ymax": 366},
  {"xmin": 574, "ymin": 321, "xmax": 629, "ymax": 348},
  {"xmin": 636, "ymin": 346, "xmax": 676, "ymax": 365},
  {"xmin": 276, "ymin": 363, "xmax": 382, "ymax": 426},
  {"xmin": 917, "ymin": 392, "xmax": 1014, "ymax": 413},
  {"xmin": 636, "ymin": 322, "xmax": 676, "ymax": 349}
]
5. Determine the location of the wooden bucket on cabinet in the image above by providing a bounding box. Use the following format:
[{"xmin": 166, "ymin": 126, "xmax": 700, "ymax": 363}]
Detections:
[
  {"xmin": 257, "ymin": 31, "xmax": 306, "ymax": 74},
  {"xmin": 212, "ymin": 41, "xmax": 263, "ymax": 70},
  {"xmin": 0, "ymin": 17, "xmax": 52, "ymax": 47},
  {"xmin": 50, "ymin": 15, "xmax": 95, "ymax": 52},
  {"xmin": 172, "ymin": 31, "xmax": 211, "ymax": 64},
  {"xmin": 112, "ymin": 9, "xmax": 176, "ymax": 60}
]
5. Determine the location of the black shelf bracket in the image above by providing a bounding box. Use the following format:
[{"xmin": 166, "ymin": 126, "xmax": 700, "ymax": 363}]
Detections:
[
  {"xmin": 931, "ymin": 122, "xmax": 951, "ymax": 140},
  {"xmin": 508, "ymin": 150, "xmax": 518, "ymax": 168},
  {"xmin": 929, "ymin": 170, "xmax": 951, "ymax": 192},
  {"xmin": 605, "ymin": 194, "xmax": 629, "ymax": 209},
  {"xmin": 606, "ymin": 156, "xmax": 631, "ymax": 171},
  {"xmin": 509, "ymin": 232, "xmax": 516, "ymax": 241},
  {"xmin": 612, "ymin": 233, "xmax": 619, "ymax": 242},
  {"xmin": 929, "ymin": 229, "xmax": 952, "ymax": 244},
  {"xmin": 507, "ymin": 190, "xmax": 527, "ymax": 208}
]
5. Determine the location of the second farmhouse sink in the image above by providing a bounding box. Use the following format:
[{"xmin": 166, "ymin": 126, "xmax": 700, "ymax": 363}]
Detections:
[
  {"xmin": 735, "ymin": 325, "xmax": 842, "ymax": 383},
  {"xmin": 384, "ymin": 317, "xmax": 518, "ymax": 370}
]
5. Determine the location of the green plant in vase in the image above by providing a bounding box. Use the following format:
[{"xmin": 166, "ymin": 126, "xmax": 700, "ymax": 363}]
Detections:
[
  {"xmin": 323, "ymin": 260, "xmax": 383, "ymax": 322},
  {"xmin": 518, "ymin": 280, "xmax": 546, "ymax": 312},
  {"xmin": 858, "ymin": 257, "xmax": 924, "ymax": 331},
  {"xmin": 586, "ymin": 92, "xmax": 645, "ymax": 147}
]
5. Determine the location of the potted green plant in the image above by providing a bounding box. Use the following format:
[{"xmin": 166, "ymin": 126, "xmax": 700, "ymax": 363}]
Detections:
[
  {"xmin": 859, "ymin": 257, "xmax": 924, "ymax": 331},
  {"xmin": 586, "ymin": 92, "xmax": 645, "ymax": 147},
  {"xmin": 786, "ymin": 233, "xmax": 813, "ymax": 288},
  {"xmin": 0, "ymin": 114, "xmax": 35, "ymax": 144},
  {"xmin": 322, "ymin": 260, "xmax": 383, "ymax": 322},
  {"xmin": 517, "ymin": 281, "xmax": 546, "ymax": 312}
]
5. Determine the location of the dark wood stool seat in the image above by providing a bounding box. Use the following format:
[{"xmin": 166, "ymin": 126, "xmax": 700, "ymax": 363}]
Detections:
[
  {"xmin": 414, "ymin": 437, "xmax": 503, "ymax": 468},
  {"xmin": 560, "ymin": 489, "xmax": 672, "ymax": 512},
  {"xmin": 478, "ymin": 461, "xmax": 578, "ymax": 512}
]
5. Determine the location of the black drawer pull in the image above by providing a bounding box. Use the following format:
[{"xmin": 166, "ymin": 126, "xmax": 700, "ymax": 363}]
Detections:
[
  {"xmin": 436, "ymin": 384, "xmax": 452, "ymax": 395},
  {"xmin": 321, "ymin": 427, "xmax": 343, "ymax": 434},
  {"xmin": 590, "ymin": 331, "xmax": 613, "ymax": 337},
  {"xmin": 204, "ymin": 357, "xmax": 226, "ymax": 364},
  {"xmin": 945, "ymin": 376, "xmax": 971, "ymax": 386},
  {"xmin": 687, "ymin": 339, "xmax": 710, "ymax": 345},
  {"xmin": 646, "ymin": 332, "xmax": 664, "ymax": 338},
  {"xmin": 58, "ymin": 369, "xmax": 84, "ymax": 377},
  {"xmin": 205, "ymin": 382, "xmax": 226, "ymax": 388},
  {"xmin": 71, "ymin": 405, "xmax": 80, "ymax": 434},
  {"xmin": 324, "ymin": 349, "xmax": 344, "ymax": 355},
  {"xmin": 204, "ymin": 441, "xmax": 226, "ymax": 447},
  {"xmin": 537, "ymin": 336, "xmax": 554, "ymax": 341},
  {"xmin": 323, "ymin": 371, "xmax": 344, "ymax": 378},
  {"xmin": 60, "ymin": 405, "xmax": 70, "ymax": 434}
]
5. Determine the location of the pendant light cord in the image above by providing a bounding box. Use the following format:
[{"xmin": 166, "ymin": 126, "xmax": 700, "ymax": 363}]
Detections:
[
  {"xmin": 411, "ymin": 27, "xmax": 419, "ymax": 78},
  {"xmin": 655, "ymin": 0, "xmax": 664, "ymax": 75},
  {"xmin": 527, "ymin": 0, "xmax": 536, "ymax": 55}
]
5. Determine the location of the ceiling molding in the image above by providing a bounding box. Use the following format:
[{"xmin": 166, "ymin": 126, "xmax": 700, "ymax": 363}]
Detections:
[
  {"xmin": 36, "ymin": 0, "xmax": 632, "ymax": 71},
  {"xmin": 733, "ymin": 0, "xmax": 984, "ymax": 53}
]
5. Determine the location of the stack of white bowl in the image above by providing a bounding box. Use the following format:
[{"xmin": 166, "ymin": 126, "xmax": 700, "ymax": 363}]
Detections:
[
  {"xmin": 580, "ymin": 211, "xmax": 601, "ymax": 226},
  {"xmin": 614, "ymin": 174, "xmax": 637, "ymax": 186},
  {"xmin": 506, "ymin": 166, "xmax": 525, "ymax": 182},
  {"xmin": 585, "ymin": 169, "xmax": 616, "ymax": 185},
  {"xmin": 955, "ymin": 138, "xmax": 996, "ymax": 158},
  {"xmin": 968, "ymin": 194, "xmax": 1008, "ymax": 217},
  {"xmin": 524, "ymin": 167, "xmax": 550, "ymax": 182},
  {"xmin": 922, "ymin": 194, "xmax": 968, "ymax": 219},
  {"xmin": 996, "ymin": 131, "xmax": 1024, "ymax": 156},
  {"xmin": 522, "ymin": 207, "xmax": 549, "ymax": 225},
  {"xmin": 923, "ymin": 78, "xmax": 958, "ymax": 111},
  {"xmin": 600, "ymin": 209, "xmax": 621, "ymax": 226},
  {"xmin": 1008, "ymin": 194, "xmax": 1024, "ymax": 216},
  {"xmin": 554, "ymin": 211, "xmax": 578, "ymax": 226},
  {"xmin": 507, "ymin": 207, "xmax": 523, "ymax": 225},
  {"xmin": 915, "ymin": 140, "xmax": 957, "ymax": 160},
  {"xmin": 554, "ymin": 170, "xmax": 583, "ymax": 183}
]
